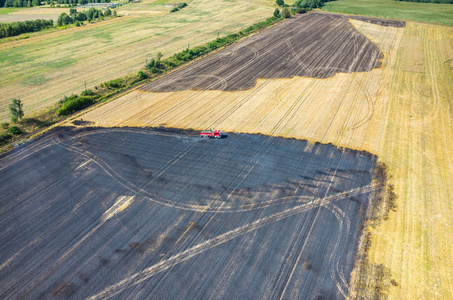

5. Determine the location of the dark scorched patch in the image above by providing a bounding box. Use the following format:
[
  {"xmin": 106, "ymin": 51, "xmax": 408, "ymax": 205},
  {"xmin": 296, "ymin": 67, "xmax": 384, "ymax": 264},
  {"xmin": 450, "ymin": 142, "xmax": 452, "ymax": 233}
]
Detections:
[
  {"xmin": 0, "ymin": 127, "xmax": 382, "ymax": 299},
  {"xmin": 140, "ymin": 12, "xmax": 388, "ymax": 92}
]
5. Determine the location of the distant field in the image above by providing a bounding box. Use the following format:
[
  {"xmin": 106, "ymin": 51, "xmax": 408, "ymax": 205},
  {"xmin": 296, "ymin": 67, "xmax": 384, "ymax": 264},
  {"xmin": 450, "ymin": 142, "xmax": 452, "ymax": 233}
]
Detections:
[
  {"xmin": 0, "ymin": 0, "xmax": 274, "ymax": 122},
  {"xmin": 0, "ymin": 7, "xmax": 70, "ymax": 22},
  {"xmin": 322, "ymin": 0, "xmax": 453, "ymax": 26},
  {"xmin": 0, "ymin": 8, "xmax": 20, "ymax": 15},
  {"xmin": 117, "ymin": 0, "xmax": 184, "ymax": 15}
]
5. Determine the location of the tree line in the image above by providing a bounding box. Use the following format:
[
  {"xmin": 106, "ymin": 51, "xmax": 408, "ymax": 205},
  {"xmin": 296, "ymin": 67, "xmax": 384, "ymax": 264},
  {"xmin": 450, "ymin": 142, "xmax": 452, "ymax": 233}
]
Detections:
[
  {"xmin": 0, "ymin": 19, "xmax": 53, "ymax": 38},
  {"xmin": 0, "ymin": 7, "xmax": 115, "ymax": 38},
  {"xmin": 2, "ymin": 0, "xmax": 40, "ymax": 7},
  {"xmin": 294, "ymin": 0, "xmax": 330, "ymax": 10},
  {"xmin": 57, "ymin": 7, "xmax": 115, "ymax": 26},
  {"xmin": 53, "ymin": 0, "xmax": 110, "ymax": 6}
]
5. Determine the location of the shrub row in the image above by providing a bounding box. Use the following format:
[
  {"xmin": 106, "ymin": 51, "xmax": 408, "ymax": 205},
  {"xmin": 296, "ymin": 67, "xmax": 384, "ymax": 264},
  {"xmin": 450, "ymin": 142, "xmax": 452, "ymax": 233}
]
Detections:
[
  {"xmin": 0, "ymin": 125, "xmax": 21, "ymax": 146},
  {"xmin": 57, "ymin": 94, "xmax": 100, "ymax": 115},
  {"xmin": 54, "ymin": 0, "xmax": 110, "ymax": 5},
  {"xmin": 170, "ymin": 2, "xmax": 187, "ymax": 13}
]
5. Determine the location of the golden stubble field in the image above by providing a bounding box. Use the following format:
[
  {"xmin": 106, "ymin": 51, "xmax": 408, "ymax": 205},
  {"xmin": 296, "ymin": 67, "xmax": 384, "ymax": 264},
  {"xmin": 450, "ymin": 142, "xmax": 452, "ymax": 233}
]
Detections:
[
  {"xmin": 78, "ymin": 18, "xmax": 453, "ymax": 298},
  {"xmin": 0, "ymin": 0, "xmax": 274, "ymax": 122}
]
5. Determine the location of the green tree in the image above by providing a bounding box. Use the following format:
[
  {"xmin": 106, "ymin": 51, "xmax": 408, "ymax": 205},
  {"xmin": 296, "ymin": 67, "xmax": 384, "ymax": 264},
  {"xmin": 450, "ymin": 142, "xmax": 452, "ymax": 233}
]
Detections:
[
  {"xmin": 9, "ymin": 99, "xmax": 24, "ymax": 123},
  {"xmin": 137, "ymin": 70, "xmax": 147, "ymax": 81},
  {"xmin": 156, "ymin": 52, "xmax": 163, "ymax": 61},
  {"xmin": 57, "ymin": 12, "xmax": 65, "ymax": 26},
  {"xmin": 273, "ymin": 8, "xmax": 280, "ymax": 18},
  {"xmin": 276, "ymin": 0, "xmax": 284, "ymax": 6}
]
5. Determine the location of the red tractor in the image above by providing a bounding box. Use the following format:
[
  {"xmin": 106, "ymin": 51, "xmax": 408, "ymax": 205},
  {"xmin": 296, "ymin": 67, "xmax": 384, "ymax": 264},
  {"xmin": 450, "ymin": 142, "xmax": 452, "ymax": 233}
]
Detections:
[{"xmin": 200, "ymin": 129, "xmax": 222, "ymax": 139}]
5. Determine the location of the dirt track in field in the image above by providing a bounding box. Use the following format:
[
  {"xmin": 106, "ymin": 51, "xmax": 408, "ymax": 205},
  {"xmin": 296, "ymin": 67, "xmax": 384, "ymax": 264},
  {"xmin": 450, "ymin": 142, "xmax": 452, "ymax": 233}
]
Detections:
[
  {"xmin": 141, "ymin": 13, "xmax": 385, "ymax": 92},
  {"xmin": 0, "ymin": 127, "xmax": 381, "ymax": 299}
]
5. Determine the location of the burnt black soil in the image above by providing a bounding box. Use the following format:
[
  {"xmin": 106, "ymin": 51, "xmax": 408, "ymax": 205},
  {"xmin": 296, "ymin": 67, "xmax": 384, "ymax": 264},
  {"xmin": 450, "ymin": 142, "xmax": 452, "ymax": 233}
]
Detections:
[
  {"xmin": 140, "ymin": 12, "xmax": 388, "ymax": 92},
  {"xmin": 0, "ymin": 127, "xmax": 382, "ymax": 299},
  {"xmin": 348, "ymin": 14, "xmax": 406, "ymax": 28}
]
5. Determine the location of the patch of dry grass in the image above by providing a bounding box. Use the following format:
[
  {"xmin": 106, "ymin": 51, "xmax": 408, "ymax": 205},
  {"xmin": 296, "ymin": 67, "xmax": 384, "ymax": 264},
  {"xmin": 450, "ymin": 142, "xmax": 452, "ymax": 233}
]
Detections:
[{"xmin": 0, "ymin": 7, "xmax": 72, "ymax": 22}]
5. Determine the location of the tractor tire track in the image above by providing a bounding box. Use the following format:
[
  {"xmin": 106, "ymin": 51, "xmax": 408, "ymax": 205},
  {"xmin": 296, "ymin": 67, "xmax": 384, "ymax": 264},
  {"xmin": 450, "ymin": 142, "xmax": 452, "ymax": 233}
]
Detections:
[{"xmin": 87, "ymin": 193, "xmax": 368, "ymax": 300}]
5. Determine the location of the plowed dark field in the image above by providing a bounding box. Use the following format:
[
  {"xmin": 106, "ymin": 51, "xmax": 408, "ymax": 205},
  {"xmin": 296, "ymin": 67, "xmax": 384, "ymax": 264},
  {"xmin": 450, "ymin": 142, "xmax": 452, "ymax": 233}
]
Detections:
[
  {"xmin": 0, "ymin": 127, "xmax": 382, "ymax": 299},
  {"xmin": 141, "ymin": 12, "xmax": 391, "ymax": 92}
]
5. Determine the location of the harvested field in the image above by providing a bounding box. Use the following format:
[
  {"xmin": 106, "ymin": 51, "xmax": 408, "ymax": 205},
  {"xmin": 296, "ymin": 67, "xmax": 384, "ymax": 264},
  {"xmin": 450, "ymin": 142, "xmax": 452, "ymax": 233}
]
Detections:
[
  {"xmin": 78, "ymin": 12, "xmax": 453, "ymax": 299},
  {"xmin": 0, "ymin": 127, "xmax": 381, "ymax": 299},
  {"xmin": 400, "ymin": 36, "xmax": 425, "ymax": 73},
  {"xmin": 361, "ymin": 21, "xmax": 453, "ymax": 299}
]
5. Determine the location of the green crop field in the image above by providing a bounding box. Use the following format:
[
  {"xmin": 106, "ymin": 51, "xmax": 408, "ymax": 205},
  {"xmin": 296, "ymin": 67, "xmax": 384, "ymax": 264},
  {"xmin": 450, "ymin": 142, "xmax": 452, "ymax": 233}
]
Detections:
[
  {"xmin": 322, "ymin": 0, "xmax": 453, "ymax": 26},
  {"xmin": 0, "ymin": 8, "xmax": 21, "ymax": 15}
]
